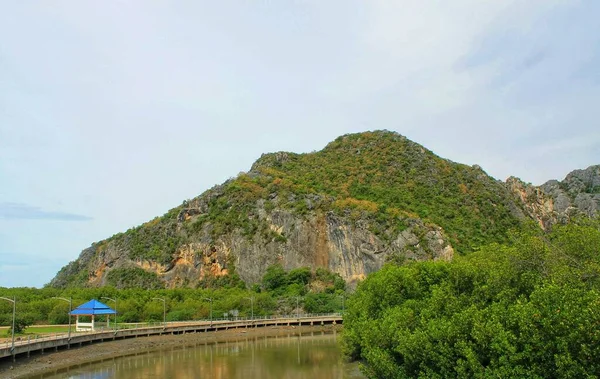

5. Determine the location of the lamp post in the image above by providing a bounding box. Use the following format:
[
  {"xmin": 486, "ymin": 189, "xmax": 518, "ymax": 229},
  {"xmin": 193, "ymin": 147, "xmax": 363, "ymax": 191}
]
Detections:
[
  {"xmin": 0, "ymin": 296, "xmax": 15, "ymax": 359},
  {"xmin": 338, "ymin": 294, "xmax": 345, "ymax": 315},
  {"xmin": 52, "ymin": 297, "xmax": 72, "ymax": 341},
  {"xmin": 203, "ymin": 298, "xmax": 213, "ymax": 325},
  {"xmin": 152, "ymin": 297, "xmax": 166, "ymax": 327},
  {"xmin": 296, "ymin": 296, "xmax": 302, "ymax": 319},
  {"xmin": 101, "ymin": 297, "xmax": 117, "ymax": 332},
  {"xmin": 245, "ymin": 296, "xmax": 254, "ymax": 320}
]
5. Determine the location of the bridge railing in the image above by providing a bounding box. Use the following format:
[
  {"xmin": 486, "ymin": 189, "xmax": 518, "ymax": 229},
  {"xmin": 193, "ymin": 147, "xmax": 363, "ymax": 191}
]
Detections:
[{"xmin": 1, "ymin": 313, "xmax": 343, "ymax": 351}]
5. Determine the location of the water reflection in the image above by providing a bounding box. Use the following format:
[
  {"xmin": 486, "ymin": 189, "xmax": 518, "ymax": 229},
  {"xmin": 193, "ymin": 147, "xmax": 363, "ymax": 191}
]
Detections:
[{"xmin": 35, "ymin": 330, "xmax": 363, "ymax": 379}]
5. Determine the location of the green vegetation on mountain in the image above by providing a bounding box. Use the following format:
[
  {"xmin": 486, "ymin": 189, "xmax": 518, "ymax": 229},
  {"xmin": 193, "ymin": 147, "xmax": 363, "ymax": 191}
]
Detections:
[
  {"xmin": 113, "ymin": 209, "xmax": 182, "ymax": 266},
  {"xmin": 251, "ymin": 131, "xmax": 522, "ymax": 251},
  {"xmin": 342, "ymin": 220, "xmax": 600, "ymax": 378},
  {"xmin": 105, "ymin": 267, "xmax": 165, "ymax": 290}
]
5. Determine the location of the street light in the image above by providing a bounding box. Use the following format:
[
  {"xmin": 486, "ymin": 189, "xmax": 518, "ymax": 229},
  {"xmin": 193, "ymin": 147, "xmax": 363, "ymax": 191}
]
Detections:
[
  {"xmin": 101, "ymin": 297, "xmax": 117, "ymax": 332},
  {"xmin": 52, "ymin": 297, "xmax": 72, "ymax": 341},
  {"xmin": 203, "ymin": 298, "xmax": 213, "ymax": 325},
  {"xmin": 152, "ymin": 297, "xmax": 166, "ymax": 327},
  {"xmin": 245, "ymin": 296, "xmax": 254, "ymax": 320},
  {"xmin": 0, "ymin": 296, "xmax": 15, "ymax": 358},
  {"xmin": 296, "ymin": 296, "xmax": 302, "ymax": 319}
]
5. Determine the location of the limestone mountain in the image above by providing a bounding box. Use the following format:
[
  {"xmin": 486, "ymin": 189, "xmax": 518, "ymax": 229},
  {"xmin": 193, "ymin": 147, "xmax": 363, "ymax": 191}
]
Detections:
[
  {"xmin": 49, "ymin": 131, "xmax": 597, "ymax": 289},
  {"xmin": 507, "ymin": 164, "xmax": 600, "ymax": 229}
]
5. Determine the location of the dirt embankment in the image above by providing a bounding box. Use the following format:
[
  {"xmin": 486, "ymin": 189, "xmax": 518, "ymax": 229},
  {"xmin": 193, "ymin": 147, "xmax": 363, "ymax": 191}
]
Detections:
[{"xmin": 0, "ymin": 324, "xmax": 342, "ymax": 379}]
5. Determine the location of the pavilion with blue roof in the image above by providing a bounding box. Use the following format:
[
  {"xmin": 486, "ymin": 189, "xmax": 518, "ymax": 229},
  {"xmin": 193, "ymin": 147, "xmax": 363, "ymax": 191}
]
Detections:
[{"xmin": 69, "ymin": 299, "xmax": 116, "ymax": 331}]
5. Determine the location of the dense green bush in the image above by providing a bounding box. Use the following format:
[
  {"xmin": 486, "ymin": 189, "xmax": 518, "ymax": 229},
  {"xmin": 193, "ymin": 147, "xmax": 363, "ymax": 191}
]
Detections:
[
  {"xmin": 4, "ymin": 316, "xmax": 32, "ymax": 336},
  {"xmin": 342, "ymin": 222, "xmax": 600, "ymax": 378},
  {"xmin": 304, "ymin": 293, "xmax": 339, "ymax": 314},
  {"xmin": 261, "ymin": 264, "xmax": 288, "ymax": 292},
  {"xmin": 261, "ymin": 264, "xmax": 346, "ymax": 297}
]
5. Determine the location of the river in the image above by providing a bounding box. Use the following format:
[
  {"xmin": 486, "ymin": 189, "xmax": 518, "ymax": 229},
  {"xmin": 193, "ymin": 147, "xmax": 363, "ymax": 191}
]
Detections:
[{"xmin": 33, "ymin": 331, "xmax": 364, "ymax": 379}]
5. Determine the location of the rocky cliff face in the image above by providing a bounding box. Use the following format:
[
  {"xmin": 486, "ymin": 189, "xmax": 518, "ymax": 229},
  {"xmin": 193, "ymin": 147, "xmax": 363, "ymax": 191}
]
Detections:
[
  {"xmin": 51, "ymin": 195, "xmax": 454, "ymax": 289},
  {"xmin": 507, "ymin": 165, "xmax": 600, "ymax": 229},
  {"xmin": 49, "ymin": 131, "xmax": 597, "ymax": 290},
  {"xmin": 541, "ymin": 165, "xmax": 600, "ymax": 218}
]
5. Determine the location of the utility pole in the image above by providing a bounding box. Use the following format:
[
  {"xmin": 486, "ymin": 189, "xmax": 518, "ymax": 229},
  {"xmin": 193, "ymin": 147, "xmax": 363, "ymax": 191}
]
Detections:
[
  {"xmin": 245, "ymin": 296, "xmax": 254, "ymax": 319},
  {"xmin": 296, "ymin": 296, "xmax": 302, "ymax": 319},
  {"xmin": 152, "ymin": 297, "xmax": 166, "ymax": 326},
  {"xmin": 101, "ymin": 297, "xmax": 117, "ymax": 332},
  {"xmin": 203, "ymin": 298, "xmax": 213, "ymax": 325},
  {"xmin": 52, "ymin": 297, "xmax": 72, "ymax": 342}
]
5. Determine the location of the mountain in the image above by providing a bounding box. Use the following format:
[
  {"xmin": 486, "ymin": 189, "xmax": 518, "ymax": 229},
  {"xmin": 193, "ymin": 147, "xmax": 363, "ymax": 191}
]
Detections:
[
  {"xmin": 49, "ymin": 131, "xmax": 598, "ymax": 289},
  {"xmin": 507, "ymin": 165, "xmax": 600, "ymax": 229}
]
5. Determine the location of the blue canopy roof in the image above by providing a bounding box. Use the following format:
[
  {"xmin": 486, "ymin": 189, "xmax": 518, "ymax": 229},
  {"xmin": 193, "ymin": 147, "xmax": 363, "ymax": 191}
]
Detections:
[{"xmin": 70, "ymin": 299, "xmax": 116, "ymax": 316}]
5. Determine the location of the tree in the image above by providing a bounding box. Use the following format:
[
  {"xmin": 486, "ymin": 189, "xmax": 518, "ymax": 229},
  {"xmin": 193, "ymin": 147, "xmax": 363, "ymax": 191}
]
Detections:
[
  {"xmin": 342, "ymin": 222, "xmax": 600, "ymax": 378},
  {"xmin": 261, "ymin": 265, "xmax": 288, "ymax": 292},
  {"xmin": 6, "ymin": 316, "xmax": 32, "ymax": 336}
]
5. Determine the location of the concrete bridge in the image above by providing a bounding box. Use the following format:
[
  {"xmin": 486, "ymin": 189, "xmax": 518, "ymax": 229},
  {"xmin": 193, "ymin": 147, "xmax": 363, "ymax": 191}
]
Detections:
[{"xmin": 0, "ymin": 313, "xmax": 342, "ymax": 362}]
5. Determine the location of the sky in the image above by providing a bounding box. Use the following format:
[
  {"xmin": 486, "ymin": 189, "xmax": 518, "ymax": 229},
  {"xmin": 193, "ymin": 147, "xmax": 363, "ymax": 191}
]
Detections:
[{"xmin": 1, "ymin": 1, "xmax": 598, "ymax": 288}]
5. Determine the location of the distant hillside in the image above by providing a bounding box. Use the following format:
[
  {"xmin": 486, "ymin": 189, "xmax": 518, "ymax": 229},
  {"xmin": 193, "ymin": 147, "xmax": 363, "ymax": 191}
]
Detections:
[
  {"xmin": 507, "ymin": 165, "xmax": 600, "ymax": 229},
  {"xmin": 49, "ymin": 131, "xmax": 598, "ymax": 289}
]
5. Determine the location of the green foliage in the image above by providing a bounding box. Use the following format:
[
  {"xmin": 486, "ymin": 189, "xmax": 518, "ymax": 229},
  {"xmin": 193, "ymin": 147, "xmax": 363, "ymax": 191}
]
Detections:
[
  {"xmin": 254, "ymin": 131, "xmax": 523, "ymax": 252},
  {"xmin": 304, "ymin": 293, "xmax": 340, "ymax": 314},
  {"xmin": 1, "ymin": 267, "xmax": 344, "ymax": 326},
  {"xmin": 116, "ymin": 213, "xmax": 183, "ymax": 265},
  {"xmin": 166, "ymin": 309, "xmax": 195, "ymax": 322},
  {"xmin": 314, "ymin": 267, "xmax": 346, "ymax": 293},
  {"xmin": 261, "ymin": 264, "xmax": 288, "ymax": 292},
  {"xmin": 343, "ymin": 222, "xmax": 600, "ymax": 378},
  {"xmin": 48, "ymin": 303, "xmax": 70, "ymax": 324},
  {"xmin": 4, "ymin": 316, "xmax": 32, "ymax": 336},
  {"xmin": 197, "ymin": 257, "xmax": 247, "ymax": 290},
  {"xmin": 106, "ymin": 267, "xmax": 165, "ymax": 289},
  {"xmin": 261, "ymin": 265, "xmax": 346, "ymax": 297},
  {"xmin": 198, "ymin": 272, "xmax": 246, "ymax": 290},
  {"xmin": 288, "ymin": 267, "xmax": 312, "ymax": 286}
]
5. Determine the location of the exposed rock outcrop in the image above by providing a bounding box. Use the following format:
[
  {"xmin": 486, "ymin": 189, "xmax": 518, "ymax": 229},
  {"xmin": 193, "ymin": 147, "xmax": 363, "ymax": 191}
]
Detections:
[
  {"xmin": 507, "ymin": 165, "xmax": 600, "ymax": 229},
  {"xmin": 52, "ymin": 203, "xmax": 454, "ymax": 289}
]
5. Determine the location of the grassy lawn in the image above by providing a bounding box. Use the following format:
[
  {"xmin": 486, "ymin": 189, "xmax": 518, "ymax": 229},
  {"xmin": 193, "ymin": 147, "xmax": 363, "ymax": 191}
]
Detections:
[
  {"xmin": 0, "ymin": 327, "xmax": 63, "ymax": 342},
  {"xmin": 24, "ymin": 325, "xmax": 71, "ymax": 334}
]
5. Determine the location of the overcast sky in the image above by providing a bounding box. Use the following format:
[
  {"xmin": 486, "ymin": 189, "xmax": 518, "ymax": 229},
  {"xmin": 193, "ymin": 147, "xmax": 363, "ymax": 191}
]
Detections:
[{"xmin": 1, "ymin": 1, "xmax": 598, "ymax": 288}]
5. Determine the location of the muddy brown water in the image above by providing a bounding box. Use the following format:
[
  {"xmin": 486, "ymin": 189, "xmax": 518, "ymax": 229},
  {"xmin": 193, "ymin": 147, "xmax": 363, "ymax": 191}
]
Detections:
[{"xmin": 27, "ymin": 330, "xmax": 364, "ymax": 379}]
